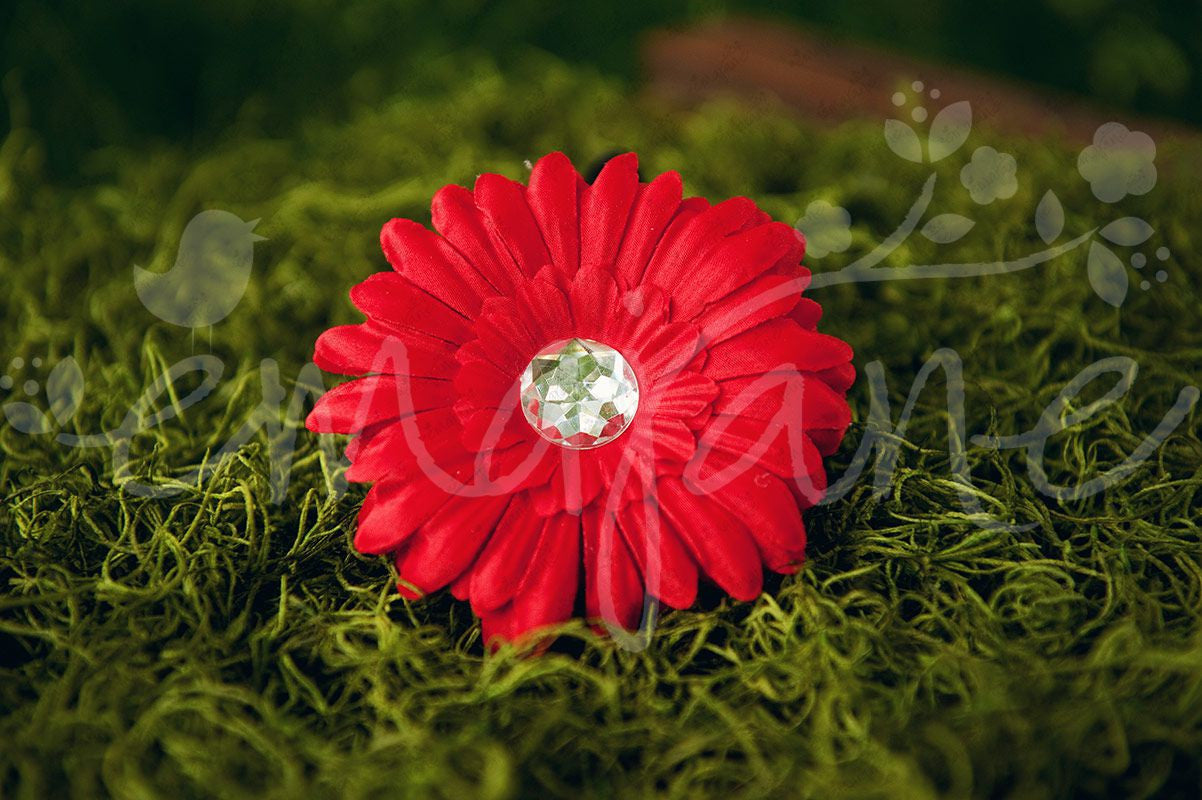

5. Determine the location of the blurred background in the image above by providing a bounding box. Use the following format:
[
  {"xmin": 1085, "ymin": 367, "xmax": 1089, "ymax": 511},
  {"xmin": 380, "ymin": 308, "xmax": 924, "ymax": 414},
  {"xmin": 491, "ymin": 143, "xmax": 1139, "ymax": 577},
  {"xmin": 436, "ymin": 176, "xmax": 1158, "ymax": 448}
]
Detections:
[{"xmin": 3, "ymin": 0, "xmax": 1201, "ymax": 179}]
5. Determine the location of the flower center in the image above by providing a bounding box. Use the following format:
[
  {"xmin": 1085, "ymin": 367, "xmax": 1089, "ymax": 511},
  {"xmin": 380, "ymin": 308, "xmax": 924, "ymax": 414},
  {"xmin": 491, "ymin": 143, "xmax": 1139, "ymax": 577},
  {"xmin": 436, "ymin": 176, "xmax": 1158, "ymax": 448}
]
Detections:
[{"xmin": 519, "ymin": 337, "xmax": 639, "ymax": 450}]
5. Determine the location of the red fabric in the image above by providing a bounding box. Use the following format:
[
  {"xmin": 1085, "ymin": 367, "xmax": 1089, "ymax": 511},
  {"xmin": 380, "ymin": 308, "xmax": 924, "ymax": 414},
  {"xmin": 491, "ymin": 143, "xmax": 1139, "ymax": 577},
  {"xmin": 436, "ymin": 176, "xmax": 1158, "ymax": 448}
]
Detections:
[
  {"xmin": 307, "ymin": 152, "xmax": 855, "ymax": 647},
  {"xmin": 580, "ymin": 153, "xmax": 639, "ymax": 270},
  {"xmin": 616, "ymin": 500, "xmax": 698, "ymax": 609},
  {"xmin": 658, "ymin": 477, "xmax": 763, "ymax": 602}
]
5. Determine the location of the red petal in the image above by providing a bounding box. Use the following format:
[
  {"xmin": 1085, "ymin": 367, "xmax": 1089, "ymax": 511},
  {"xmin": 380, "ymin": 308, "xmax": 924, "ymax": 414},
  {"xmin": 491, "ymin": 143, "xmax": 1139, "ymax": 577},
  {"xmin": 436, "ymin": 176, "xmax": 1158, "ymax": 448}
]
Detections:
[
  {"xmin": 353, "ymin": 478, "xmax": 452, "ymax": 555},
  {"xmin": 473, "ymin": 442, "xmax": 557, "ymax": 495},
  {"xmin": 306, "ymin": 374, "xmax": 453, "ymax": 434},
  {"xmin": 650, "ymin": 417, "xmax": 697, "ymax": 463},
  {"xmin": 312, "ymin": 323, "xmax": 457, "ymax": 379},
  {"xmin": 715, "ymin": 374, "xmax": 851, "ymax": 432},
  {"xmin": 615, "ymin": 502, "xmax": 697, "ymax": 609},
  {"xmin": 344, "ymin": 408, "xmax": 465, "ymax": 483},
  {"xmin": 613, "ymin": 170, "xmax": 683, "ymax": 289},
  {"xmin": 580, "ymin": 153, "xmax": 639, "ymax": 270},
  {"xmin": 607, "ymin": 284, "xmax": 670, "ymax": 349},
  {"xmin": 527, "ymin": 152, "xmax": 582, "ymax": 276},
  {"xmin": 651, "ymin": 371, "xmax": 717, "ymax": 420},
  {"xmin": 704, "ymin": 319, "xmax": 854, "ymax": 380},
  {"xmin": 480, "ymin": 602, "xmax": 520, "ymax": 647},
  {"xmin": 696, "ymin": 273, "xmax": 803, "ymax": 346},
  {"xmin": 456, "ymin": 402, "xmax": 533, "ymax": 453},
  {"xmin": 672, "ymin": 222, "xmax": 802, "ymax": 320},
  {"xmin": 510, "ymin": 513, "xmax": 581, "ymax": 636},
  {"xmin": 431, "ymin": 184, "xmax": 523, "ymax": 293},
  {"xmin": 657, "ymin": 478, "xmax": 763, "ymax": 601},
  {"xmin": 815, "ymin": 361, "xmax": 857, "ymax": 395},
  {"xmin": 595, "ymin": 444, "xmax": 658, "ymax": 509},
  {"xmin": 792, "ymin": 297, "xmax": 823, "ymax": 330},
  {"xmin": 349, "ymin": 271, "xmax": 473, "ymax": 344},
  {"xmin": 453, "ymin": 352, "xmax": 518, "ymax": 411},
  {"xmin": 469, "ymin": 496, "xmax": 543, "ymax": 613},
  {"xmin": 450, "ymin": 570, "xmax": 472, "ymax": 600},
  {"xmin": 700, "ymin": 470, "xmax": 807, "ymax": 573},
  {"xmin": 635, "ymin": 322, "xmax": 701, "ymax": 379},
  {"xmin": 808, "ymin": 428, "xmax": 847, "ymax": 456},
  {"xmin": 637, "ymin": 197, "xmax": 709, "ymax": 284},
  {"xmin": 529, "ymin": 451, "xmax": 604, "ymax": 516},
  {"xmin": 513, "ymin": 269, "xmax": 574, "ymax": 345},
  {"xmin": 473, "ymin": 173, "xmax": 551, "ymax": 278},
  {"xmin": 645, "ymin": 196, "xmax": 760, "ymax": 293},
  {"xmin": 471, "ymin": 295, "xmax": 541, "ymax": 367},
  {"xmin": 380, "ymin": 218, "xmax": 492, "ymax": 315},
  {"xmin": 395, "ymin": 494, "xmax": 511, "ymax": 598},
  {"xmin": 567, "ymin": 265, "xmax": 621, "ymax": 341},
  {"xmin": 694, "ymin": 421, "xmax": 828, "ymax": 507},
  {"xmin": 583, "ymin": 507, "xmax": 644, "ymax": 631}
]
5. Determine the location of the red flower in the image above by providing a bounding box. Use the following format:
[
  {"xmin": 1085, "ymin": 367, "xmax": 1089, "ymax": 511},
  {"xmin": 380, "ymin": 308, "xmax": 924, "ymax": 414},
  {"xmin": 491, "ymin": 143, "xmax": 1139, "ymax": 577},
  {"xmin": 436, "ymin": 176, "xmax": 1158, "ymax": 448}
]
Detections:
[{"xmin": 307, "ymin": 152, "xmax": 854, "ymax": 645}]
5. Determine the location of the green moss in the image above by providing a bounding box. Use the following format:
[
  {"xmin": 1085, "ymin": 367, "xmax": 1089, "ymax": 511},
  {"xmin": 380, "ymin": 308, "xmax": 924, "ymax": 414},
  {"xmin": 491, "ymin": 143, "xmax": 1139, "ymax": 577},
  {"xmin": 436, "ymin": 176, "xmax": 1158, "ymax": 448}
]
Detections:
[{"xmin": 2, "ymin": 55, "xmax": 1201, "ymax": 799}]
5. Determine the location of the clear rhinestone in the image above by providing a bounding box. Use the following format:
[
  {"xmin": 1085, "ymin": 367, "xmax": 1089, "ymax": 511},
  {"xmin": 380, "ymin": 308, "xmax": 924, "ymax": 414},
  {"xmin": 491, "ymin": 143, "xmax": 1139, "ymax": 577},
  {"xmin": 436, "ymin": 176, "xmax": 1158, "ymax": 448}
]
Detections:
[{"xmin": 520, "ymin": 338, "xmax": 639, "ymax": 449}]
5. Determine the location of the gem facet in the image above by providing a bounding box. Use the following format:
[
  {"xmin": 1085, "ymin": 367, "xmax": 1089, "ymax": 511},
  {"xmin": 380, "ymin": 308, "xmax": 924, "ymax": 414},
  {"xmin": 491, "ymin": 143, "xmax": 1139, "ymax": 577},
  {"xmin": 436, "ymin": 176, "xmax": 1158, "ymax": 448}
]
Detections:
[{"xmin": 520, "ymin": 338, "xmax": 639, "ymax": 449}]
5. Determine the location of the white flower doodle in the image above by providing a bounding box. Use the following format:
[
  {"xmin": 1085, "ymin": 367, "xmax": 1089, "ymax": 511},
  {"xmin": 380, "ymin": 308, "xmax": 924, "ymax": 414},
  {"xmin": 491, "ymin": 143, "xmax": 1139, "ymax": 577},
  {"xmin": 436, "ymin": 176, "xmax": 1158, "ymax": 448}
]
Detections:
[
  {"xmin": 800, "ymin": 86, "xmax": 1171, "ymax": 310},
  {"xmin": 1077, "ymin": 122, "xmax": 1156, "ymax": 203},
  {"xmin": 959, "ymin": 146, "xmax": 1018, "ymax": 205},
  {"xmin": 795, "ymin": 200, "xmax": 852, "ymax": 258}
]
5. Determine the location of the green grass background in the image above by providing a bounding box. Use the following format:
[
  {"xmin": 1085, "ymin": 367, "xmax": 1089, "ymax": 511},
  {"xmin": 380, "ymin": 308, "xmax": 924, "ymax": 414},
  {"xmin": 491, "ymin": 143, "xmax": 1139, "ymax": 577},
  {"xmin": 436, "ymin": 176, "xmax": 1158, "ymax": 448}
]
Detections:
[{"xmin": 2, "ymin": 43, "xmax": 1202, "ymax": 799}]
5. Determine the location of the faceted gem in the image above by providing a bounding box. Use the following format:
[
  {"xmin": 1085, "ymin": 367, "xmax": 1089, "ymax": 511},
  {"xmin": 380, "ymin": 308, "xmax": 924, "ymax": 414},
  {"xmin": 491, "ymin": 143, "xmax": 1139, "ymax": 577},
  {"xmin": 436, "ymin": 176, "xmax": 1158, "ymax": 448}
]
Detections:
[{"xmin": 520, "ymin": 338, "xmax": 639, "ymax": 449}]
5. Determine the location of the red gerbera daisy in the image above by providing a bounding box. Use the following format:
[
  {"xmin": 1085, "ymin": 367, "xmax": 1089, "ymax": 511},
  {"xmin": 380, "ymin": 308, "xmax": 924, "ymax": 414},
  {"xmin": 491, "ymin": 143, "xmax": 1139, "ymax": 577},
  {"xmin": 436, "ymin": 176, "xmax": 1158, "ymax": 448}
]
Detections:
[{"xmin": 307, "ymin": 152, "xmax": 854, "ymax": 645}]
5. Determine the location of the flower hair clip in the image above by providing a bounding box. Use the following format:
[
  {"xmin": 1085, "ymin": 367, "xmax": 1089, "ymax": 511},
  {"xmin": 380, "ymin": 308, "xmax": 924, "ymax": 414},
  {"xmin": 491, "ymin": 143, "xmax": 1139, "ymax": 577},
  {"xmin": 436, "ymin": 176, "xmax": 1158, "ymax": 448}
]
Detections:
[{"xmin": 307, "ymin": 152, "xmax": 854, "ymax": 647}]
